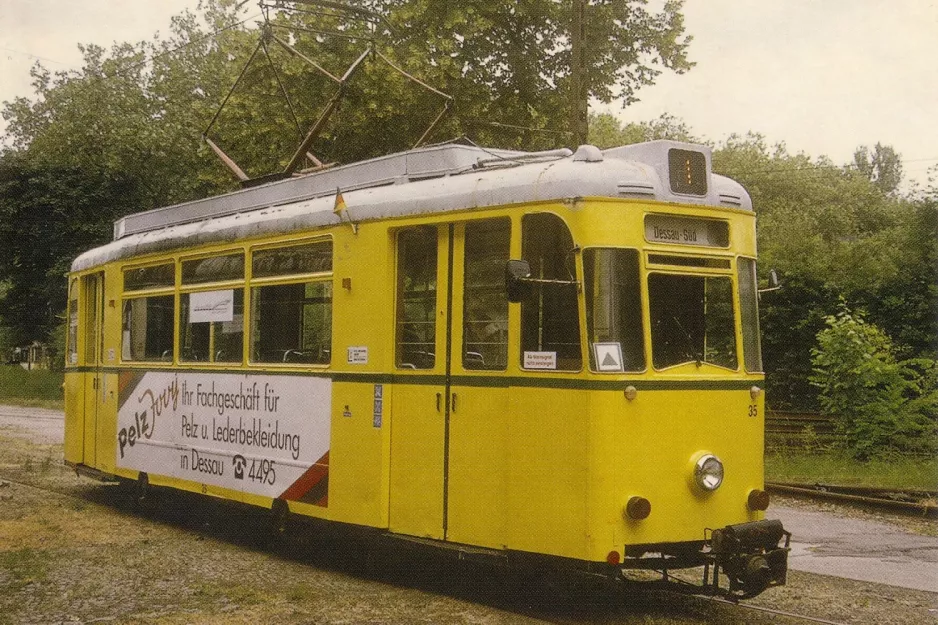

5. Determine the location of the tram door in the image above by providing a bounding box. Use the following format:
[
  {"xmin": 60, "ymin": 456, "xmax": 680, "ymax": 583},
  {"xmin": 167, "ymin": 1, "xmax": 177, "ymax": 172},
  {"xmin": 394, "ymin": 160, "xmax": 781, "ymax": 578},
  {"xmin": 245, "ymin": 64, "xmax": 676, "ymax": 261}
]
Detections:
[
  {"xmin": 81, "ymin": 272, "xmax": 105, "ymax": 466},
  {"xmin": 389, "ymin": 225, "xmax": 450, "ymax": 539},
  {"xmin": 389, "ymin": 219, "xmax": 511, "ymax": 545},
  {"xmin": 445, "ymin": 219, "xmax": 512, "ymax": 548}
]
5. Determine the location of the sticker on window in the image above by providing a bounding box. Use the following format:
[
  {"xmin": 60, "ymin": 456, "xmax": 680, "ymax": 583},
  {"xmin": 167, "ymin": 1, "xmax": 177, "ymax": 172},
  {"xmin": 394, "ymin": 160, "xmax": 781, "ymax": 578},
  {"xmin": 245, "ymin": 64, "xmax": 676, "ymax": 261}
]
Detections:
[
  {"xmin": 593, "ymin": 343, "xmax": 624, "ymax": 372},
  {"xmin": 524, "ymin": 351, "xmax": 557, "ymax": 370}
]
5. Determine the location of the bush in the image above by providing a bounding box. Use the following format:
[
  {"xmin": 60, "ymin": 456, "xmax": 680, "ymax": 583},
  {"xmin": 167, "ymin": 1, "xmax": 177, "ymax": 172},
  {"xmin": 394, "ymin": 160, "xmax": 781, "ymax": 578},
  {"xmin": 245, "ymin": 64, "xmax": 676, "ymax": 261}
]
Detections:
[{"xmin": 810, "ymin": 307, "xmax": 938, "ymax": 459}]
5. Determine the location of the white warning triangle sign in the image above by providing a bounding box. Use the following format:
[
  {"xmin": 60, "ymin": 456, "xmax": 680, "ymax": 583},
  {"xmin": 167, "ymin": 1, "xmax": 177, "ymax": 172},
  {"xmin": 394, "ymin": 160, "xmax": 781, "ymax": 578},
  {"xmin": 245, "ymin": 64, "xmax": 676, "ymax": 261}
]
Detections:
[{"xmin": 594, "ymin": 343, "xmax": 624, "ymax": 372}]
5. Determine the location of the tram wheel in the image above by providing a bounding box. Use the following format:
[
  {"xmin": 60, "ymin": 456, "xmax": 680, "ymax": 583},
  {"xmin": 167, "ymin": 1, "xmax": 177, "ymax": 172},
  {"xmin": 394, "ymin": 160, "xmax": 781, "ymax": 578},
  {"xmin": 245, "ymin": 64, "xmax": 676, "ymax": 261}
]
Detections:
[
  {"xmin": 269, "ymin": 498, "xmax": 290, "ymax": 542},
  {"xmin": 134, "ymin": 472, "xmax": 157, "ymax": 514}
]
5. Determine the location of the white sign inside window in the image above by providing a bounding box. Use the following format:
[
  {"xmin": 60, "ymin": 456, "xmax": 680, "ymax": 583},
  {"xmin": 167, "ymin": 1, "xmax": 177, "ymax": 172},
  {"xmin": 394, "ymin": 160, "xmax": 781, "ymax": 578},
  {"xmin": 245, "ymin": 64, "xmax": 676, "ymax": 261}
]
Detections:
[
  {"xmin": 524, "ymin": 351, "xmax": 557, "ymax": 370},
  {"xmin": 593, "ymin": 342, "xmax": 624, "ymax": 372},
  {"xmin": 190, "ymin": 290, "xmax": 234, "ymax": 323}
]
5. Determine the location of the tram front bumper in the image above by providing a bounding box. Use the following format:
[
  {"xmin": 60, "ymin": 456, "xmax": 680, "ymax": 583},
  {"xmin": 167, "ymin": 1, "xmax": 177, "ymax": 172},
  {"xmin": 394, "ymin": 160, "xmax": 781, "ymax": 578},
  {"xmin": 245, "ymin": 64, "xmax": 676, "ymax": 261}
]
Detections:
[
  {"xmin": 621, "ymin": 518, "xmax": 791, "ymax": 599},
  {"xmin": 708, "ymin": 518, "xmax": 791, "ymax": 598}
]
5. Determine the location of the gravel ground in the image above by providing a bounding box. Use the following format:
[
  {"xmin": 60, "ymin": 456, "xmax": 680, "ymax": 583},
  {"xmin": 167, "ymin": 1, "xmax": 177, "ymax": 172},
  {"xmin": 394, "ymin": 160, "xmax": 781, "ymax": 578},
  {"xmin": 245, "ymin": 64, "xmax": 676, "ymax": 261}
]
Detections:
[{"xmin": 0, "ymin": 433, "xmax": 936, "ymax": 625}]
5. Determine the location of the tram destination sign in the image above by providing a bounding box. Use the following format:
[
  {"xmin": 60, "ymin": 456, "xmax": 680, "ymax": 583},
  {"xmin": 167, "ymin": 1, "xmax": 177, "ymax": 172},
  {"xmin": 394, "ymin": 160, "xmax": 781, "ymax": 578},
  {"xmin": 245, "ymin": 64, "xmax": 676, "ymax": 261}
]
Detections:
[
  {"xmin": 645, "ymin": 215, "xmax": 729, "ymax": 248},
  {"xmin": 115, "ymin": 371, "xmax": 331, "ymax": 506}
]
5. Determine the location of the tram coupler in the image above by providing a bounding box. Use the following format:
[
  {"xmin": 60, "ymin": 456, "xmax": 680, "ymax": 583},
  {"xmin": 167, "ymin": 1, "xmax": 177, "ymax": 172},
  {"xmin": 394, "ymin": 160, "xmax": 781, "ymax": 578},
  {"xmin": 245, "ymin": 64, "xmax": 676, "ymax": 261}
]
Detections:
[{"xmin": 705, "ymin": 519, "xmax": 791, "ymax": 599}]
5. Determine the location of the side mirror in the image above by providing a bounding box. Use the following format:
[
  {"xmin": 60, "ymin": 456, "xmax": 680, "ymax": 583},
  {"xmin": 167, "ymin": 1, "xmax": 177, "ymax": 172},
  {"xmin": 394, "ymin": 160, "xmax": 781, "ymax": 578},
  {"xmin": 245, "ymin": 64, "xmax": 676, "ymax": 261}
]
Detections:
[
  {"xmin": 505, "ymin": 259, "xmax": 533, "ymax": 303},
  {"xmin": 759, "ymin": 269, "xmax": 782, "ymax": 294}
]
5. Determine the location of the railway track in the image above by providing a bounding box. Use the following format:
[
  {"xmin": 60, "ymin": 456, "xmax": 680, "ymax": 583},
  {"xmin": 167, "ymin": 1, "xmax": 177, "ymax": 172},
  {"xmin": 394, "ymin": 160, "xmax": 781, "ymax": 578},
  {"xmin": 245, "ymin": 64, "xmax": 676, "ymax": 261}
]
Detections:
[{"xmin": 766, "ymin": 481, "xmax": 938, "ymax": 517}]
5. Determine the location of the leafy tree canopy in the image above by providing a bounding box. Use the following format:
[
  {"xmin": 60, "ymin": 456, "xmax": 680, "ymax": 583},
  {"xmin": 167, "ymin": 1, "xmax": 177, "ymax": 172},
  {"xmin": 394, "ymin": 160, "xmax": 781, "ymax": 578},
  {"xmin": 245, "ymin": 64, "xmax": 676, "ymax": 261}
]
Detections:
[
  {"xmin": 3, "ymin": 0, "xmax": 692, "ymax": 199},
  {"xmin": 0, "ymin": 158, "xmax": 142, "ymax": 343}
]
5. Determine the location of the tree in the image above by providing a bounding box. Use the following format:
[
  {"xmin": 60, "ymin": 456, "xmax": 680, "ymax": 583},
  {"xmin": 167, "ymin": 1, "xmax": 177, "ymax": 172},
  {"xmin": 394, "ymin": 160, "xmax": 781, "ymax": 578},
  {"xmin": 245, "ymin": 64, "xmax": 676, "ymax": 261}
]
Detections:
[
  {"xmin": 2, "ymin": 2, "xmax": 252, "ymax": 206},
  {"xmin": 588, "ymin": 111, "xmax": 697, "ymax": 148},
  {"xmin": 3, "ymin": 1, "xmax": 694, "ymax": 190},
  {"xmin": 853, "ymin": 142, "xmax": 903, "ymax": 195},
  {"xmin": 369, "ymin": 0, "xmax": 693, "ymax": 148},
  {"xmin": 0, "ymin": 157, "xmax": 141, "ymax": 343}
]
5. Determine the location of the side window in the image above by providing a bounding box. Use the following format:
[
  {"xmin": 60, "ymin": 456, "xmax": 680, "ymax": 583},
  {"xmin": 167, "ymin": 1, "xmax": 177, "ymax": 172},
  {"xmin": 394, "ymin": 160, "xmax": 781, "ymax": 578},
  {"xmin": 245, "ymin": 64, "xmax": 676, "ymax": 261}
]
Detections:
[
  {"xmin": 584, "ymin": 248, "xmax": 645, "ymax": 372},
  {"xmin": 737, "ymin": 257, "xmax": 763, "ymax": 373},
  {"xmin": 122, "ymin": 296, "xmax": 175, "ymax": 361},
  {"xmin": 180, "ymin": 253, "xmax": 245, "ymax": 364},
  {"xmin": 520, "ymin": 213, "xmax": 582, "ymax": 371},
  {"xmin": 180, "ymin": 289, "xmax": 244, "ymax": 363},
  {"xmin": 67, "ymin": 279, "xmax": 79, "ymax": 366},
  {"xmin": 122, "ymin": 262, "xmax": 175, "ymax": 362},
  {"xmin": 463, "ymin": 219, "xmax": 510, "ymax": 370},
  {"xmin": 250, "ymin": 241, "xmax": 332, "ymax": 365},
  {"xmin": 396, "ymin": 227, "xmax": 438, "ymax": 370}
]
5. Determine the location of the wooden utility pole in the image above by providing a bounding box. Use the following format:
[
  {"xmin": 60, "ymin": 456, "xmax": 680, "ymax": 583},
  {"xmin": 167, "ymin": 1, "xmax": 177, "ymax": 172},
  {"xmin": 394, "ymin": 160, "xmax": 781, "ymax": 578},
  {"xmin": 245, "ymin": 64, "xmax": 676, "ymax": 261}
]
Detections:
[{"xmin": 570, "ymin": 0, "xmax": 589, "ymax": 146}]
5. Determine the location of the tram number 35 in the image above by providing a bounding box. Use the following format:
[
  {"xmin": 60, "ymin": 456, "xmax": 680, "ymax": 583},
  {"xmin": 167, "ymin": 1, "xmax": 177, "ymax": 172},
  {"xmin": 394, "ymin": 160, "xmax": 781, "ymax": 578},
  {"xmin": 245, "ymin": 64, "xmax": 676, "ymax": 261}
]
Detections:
[{"xmin": 748, "ymin": 404, "xmax": 759, "ymax": 418}]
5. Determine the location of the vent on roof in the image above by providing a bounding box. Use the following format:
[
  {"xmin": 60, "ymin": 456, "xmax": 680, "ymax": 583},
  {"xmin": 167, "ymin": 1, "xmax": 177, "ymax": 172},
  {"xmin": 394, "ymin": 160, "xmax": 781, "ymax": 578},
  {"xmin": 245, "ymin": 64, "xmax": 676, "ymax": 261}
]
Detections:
[
  {"xmin": 617, "ymin": 182, "xmax": 656, "ymax": 198},
  {"xmin": 718, "ymin": 193, "xmax": 743, "ymax": 207}
]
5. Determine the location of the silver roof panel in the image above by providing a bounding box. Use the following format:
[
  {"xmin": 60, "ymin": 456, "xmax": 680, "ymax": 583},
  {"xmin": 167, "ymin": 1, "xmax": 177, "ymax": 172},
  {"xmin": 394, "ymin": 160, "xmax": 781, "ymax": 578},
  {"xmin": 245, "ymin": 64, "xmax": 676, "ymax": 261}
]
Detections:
[{"xmin": 74, "ymin": 142, "xmax": 752, "ymax": 273}]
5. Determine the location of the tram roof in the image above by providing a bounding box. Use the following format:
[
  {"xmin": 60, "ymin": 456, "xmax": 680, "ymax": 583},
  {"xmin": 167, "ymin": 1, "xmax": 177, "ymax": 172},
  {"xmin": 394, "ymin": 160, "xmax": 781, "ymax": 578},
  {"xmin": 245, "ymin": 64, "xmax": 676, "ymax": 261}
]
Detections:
[{"xmin": 72, "ymin": 140, "xmax": 752, "ymax": 273}]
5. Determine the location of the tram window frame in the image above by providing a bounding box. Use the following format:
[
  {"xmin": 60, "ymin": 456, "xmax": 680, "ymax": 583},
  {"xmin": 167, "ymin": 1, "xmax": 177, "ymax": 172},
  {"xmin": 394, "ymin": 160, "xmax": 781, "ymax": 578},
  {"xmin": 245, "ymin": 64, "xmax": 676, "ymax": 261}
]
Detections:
[
  {"xmin": 121, "ymin": 262, "xmax": 176, "ymax": 363},
  {"xmin": 647, "ymin": 271, "xmax": 738, "ymax": 371},
  {"xmin": 583, "ymin": 248, "xmax": 646, "ymax": 373},
  {"xmin": 67, "ymin": 279, "xmax": 79, "ymax": 366},
  {"xmin": 395, "ymin": 226, "xmax": 439, "ymax": 370},
  {"xmin": 182, "ymin": 252, "xmax": 244, "ymax": 285},
  {"xmin": 177, "ymin": 251, "xmax": 246, "ymax": 364},
  {"xmin": 249, "ymin": 239, "xmax": 333, "ymax": 366},
  {"xmin": 462, "ymin": 219, "xmax": 510, "ymax": 371},
  {"xmin": 123, "ymin": 262, "xmax": 174, "ymax": 291},
  {"xmin": 122, "ymin": 294, "xmax": 175, "ymax": 362},
  {"xmin": 519, "ymin": 213, "xmax": 582, "ymax": 372},
  {"xmin": 737, "ymin": 257, "xmax": 764, "ymax": 373},
  {"xmin": 179, "ymin": 287, "xmax": 245, "ymax": 364}
]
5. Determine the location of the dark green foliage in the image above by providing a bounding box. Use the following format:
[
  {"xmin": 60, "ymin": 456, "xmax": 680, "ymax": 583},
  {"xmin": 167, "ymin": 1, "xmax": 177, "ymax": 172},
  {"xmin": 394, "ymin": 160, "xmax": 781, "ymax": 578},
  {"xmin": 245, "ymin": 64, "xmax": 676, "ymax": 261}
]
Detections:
[
  {"xmin": 855, "ymin": 199, "xmax": 938, "ymax": 359},
  {"xmin": 759, "ymin": 275, "xmax": 839, "ymax": 411},
  {"xmin": 0, "ymin": 159, "xmax": 141, "ymax": 343}
]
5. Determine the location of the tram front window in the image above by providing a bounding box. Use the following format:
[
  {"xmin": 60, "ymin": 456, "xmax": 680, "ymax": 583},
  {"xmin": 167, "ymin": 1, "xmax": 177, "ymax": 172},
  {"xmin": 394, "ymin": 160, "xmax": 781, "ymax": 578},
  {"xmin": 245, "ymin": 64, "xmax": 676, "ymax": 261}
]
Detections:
[{"xmin": 648, "ymin": 274, "xmax": 737, "ymax": 370}]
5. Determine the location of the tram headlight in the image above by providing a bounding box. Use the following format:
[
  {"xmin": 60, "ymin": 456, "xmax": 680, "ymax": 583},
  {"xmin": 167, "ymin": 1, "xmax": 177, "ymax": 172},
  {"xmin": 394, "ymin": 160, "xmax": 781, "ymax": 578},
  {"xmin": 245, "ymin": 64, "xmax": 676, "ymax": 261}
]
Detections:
[{"xmin": 694, "ymin": 454, "xmax": 724, "ymax": 492}]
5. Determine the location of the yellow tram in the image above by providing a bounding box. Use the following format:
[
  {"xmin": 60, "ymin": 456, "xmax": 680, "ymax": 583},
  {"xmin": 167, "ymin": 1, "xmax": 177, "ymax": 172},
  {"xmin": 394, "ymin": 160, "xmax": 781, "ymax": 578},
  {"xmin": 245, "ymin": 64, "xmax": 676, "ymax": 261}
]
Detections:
[{"xmin": 64, "ymin": 140, "xmax": 789, "ymax": 598}]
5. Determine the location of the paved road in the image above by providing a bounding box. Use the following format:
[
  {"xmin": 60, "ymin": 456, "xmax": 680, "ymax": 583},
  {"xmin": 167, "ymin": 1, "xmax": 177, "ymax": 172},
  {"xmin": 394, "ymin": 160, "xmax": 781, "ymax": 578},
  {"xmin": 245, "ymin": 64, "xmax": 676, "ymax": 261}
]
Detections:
[
  {"xmin": 0, "ymin": 403, "xmax": 66, "ymax": 445},
  {"xmin": 771, "ymin": 504, "xmax": 938, "ymax": 593},
  {"xmin": 1, "ymin": 404, "xmax": 936, "ymax": 594}
]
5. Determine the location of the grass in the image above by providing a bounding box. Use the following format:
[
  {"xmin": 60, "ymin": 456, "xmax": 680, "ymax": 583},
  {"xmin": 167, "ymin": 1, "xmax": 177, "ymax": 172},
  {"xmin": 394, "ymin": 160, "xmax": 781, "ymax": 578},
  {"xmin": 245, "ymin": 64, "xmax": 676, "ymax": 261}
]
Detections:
[
  {"xmin": 0, "ymin": 547, "xmax": 49, "ymax": 590},
  {"xmin": 0, "ymin": 365, "xmax": 63, "ymax": 409},
  {"xmin": 766, "ymin": 449, "xmax": 938, "ymax": 491}
]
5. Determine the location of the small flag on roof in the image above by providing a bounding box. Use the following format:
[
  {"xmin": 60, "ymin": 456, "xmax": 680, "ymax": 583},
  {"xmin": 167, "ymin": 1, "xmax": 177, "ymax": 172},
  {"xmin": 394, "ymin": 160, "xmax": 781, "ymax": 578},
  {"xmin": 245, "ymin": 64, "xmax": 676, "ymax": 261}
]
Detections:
[{"xmin": 333, "ymin": 189, "xmax": 347, "ymax": 215}]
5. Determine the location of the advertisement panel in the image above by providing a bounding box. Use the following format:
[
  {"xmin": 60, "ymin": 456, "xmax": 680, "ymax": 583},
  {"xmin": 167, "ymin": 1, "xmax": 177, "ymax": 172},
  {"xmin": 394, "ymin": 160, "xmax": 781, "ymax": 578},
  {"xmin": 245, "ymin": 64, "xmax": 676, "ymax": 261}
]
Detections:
[{"xmin": 116, "ymin": 371, "xmax": 331, "ymax": 506}]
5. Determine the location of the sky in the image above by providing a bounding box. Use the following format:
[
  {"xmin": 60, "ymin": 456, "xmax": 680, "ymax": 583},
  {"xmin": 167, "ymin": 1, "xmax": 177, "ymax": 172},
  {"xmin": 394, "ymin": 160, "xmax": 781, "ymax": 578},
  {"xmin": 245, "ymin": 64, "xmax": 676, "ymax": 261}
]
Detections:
[{"xmin": 1, "ymin": 0, "xmax": 936, "ymax": 187}]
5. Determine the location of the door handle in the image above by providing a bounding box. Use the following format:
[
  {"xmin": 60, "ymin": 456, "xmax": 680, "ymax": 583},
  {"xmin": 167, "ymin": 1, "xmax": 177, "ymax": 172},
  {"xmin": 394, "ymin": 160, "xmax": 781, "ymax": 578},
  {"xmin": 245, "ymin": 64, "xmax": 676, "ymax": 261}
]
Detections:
[
  {"xmin": 436, "ymin": 392, "xmax": 442, "ymax": 413},
  {"xmin": 451, "ymin": 392, "xmax": 457, "ymax": 414}
]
